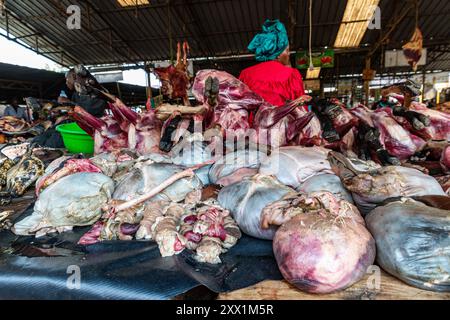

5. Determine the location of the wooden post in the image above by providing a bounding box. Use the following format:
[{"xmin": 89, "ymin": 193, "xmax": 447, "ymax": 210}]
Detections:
[
  {"xmin": 116, "ymin": 82, "xmax": 122, "ymax": 100},
  {"xmin": 145, "ymin": 62, "xmax": 153, "ymax": 100},
  {"xmin": 364, "ymin": 57, "xmax": 371, "ymax": 106},
  {"xmin": 421, "ymin": 68, "xmax": 426, "ymax": 102}
]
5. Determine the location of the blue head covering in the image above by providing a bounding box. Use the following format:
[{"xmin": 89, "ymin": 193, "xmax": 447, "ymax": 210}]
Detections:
[{"xmin": 248, "ymin": 19, "xmax": 289, "ymax": 62}]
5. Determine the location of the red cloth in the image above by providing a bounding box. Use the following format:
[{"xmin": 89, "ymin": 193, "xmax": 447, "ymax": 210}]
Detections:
[{"xmin": 239, "ymin": 61, "xmax": 306, "ymax": 107}]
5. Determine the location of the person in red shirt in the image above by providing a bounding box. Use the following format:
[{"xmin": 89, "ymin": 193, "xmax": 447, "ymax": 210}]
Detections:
[{"xmin": 239, "ymin": 20, "xmax": 306, "ymax": 110}]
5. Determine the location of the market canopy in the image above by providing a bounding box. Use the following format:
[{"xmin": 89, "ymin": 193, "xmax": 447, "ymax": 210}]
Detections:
[
  {"xmin": 0, "ymin": 62, "xmax": 65, "ymax": 100},
  {"xmin": 0, "ymin": 0, "xmax": 449, "ymax": 76},
  {"xmin": 0, "ymin": 62, "xmax": 151, "ymax": 103}
]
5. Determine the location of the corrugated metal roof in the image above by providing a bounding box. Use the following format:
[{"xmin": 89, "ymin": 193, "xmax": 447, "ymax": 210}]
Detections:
[
  {"xmin": 0, "ymin": 0, "xmax": 449, "ymax": 75},
  {"xmin": 0, "ymin": 62, "xmax": 152, "ymax": 103},
  {"xmin": 0, "ymin": 62, "xmax": 65, "ymax": 100}
]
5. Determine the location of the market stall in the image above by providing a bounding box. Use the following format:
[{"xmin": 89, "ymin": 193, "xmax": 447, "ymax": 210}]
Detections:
[{"xmin": 0, "ymin": 0, "xmax": 449, "ymax": 301}]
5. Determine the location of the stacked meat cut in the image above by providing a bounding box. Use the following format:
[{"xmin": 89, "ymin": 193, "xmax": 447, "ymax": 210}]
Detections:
[
  {"xmin": 13, "ymin": 64, "xmax": 449, "ymax": 294},
  {"xmin": 72, "ymin": 96, "xmax": 162, "ymax": 155}
]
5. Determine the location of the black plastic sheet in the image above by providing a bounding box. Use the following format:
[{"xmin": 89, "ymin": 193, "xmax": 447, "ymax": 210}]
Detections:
[{"xmin": 0, "ymin": 205, "xmax": 282, "ymax": 300}]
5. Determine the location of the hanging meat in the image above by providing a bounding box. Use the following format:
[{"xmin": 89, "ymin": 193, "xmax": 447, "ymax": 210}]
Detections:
[
  {"xmin": 402, "ymin": 28, "xmax": 423, "ymax": 71},
  {"xmin": 154, "ymin": 42, "xmax": 191, "ymax": 106},
  {"xmin": 366, "ymin": 197, "xmax": 450, "ymax": 292},
  {"xmin": 265, "ymin": 191, "xmax": 375, "ymax": 294}
]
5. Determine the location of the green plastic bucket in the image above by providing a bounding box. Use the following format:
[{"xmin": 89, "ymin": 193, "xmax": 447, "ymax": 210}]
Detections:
[{"xmin": 56, "ymin": 122, "xmax": 94, "ymax": 154}]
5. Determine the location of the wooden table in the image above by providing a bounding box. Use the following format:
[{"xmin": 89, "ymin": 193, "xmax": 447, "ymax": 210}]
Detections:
[{"xmin": 218, "ymin": 270, "xmax": 450, "ymax": 300}]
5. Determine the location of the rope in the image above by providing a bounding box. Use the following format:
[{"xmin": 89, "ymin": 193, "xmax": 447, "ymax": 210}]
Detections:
[
  {"xmin": 168, "ymin": 0, "xmax": 173, "ymax": 63},
  {"xmin": 415, "ymin": 0, "xmax": 419, "ymax": 29}
]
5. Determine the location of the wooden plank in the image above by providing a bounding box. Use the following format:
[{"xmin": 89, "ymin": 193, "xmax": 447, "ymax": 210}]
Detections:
[{"xmin": 218, "ymin": 270, "xmax": 450, "ymax": 300}]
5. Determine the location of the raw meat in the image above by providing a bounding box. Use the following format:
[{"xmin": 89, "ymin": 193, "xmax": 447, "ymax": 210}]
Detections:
[
  {"xmin": 435, "ymin": 176, "xmax": 450, "ymax": 196},
  {"xmin": 1, "ymin": 143, "xmax": 30, "ymax": 160},
  {"xmin": 80, "ymin": 198, "xmax": 242, "ymax": 264},
  {"xmin": 72, "ymin": 106, "xmax": 128, "ymax": 154},
  {"xmin": 311, "ymin": 98, "xmax": 358, "ymax": 141},
  {"xmin": 268, "ymin": 192, "xmax": 375, "ymax": 293},
  {"xmin": 371, "ymin": 108, "xmax": 426, "ymax": 160},
  {"xmin": 366, "ymin": 197, "xmax": 450, "ymax": 292},
  {"xmin": 407, "ymin": 102, "xmax": 450, "ymax": 141},
  {"xmin": 192, "ymin": 70, "xmax": 262, "ymax": 134},
  {"xmin": 256, "ymin": 106, "xmax": 314, "ymax": 147},
  {"xmin": 259, "ymin": 146, "xmax": 333, "ymax": 189},
  {"xmin": 208, "ymin": 148, "xmax": 267, "ymax": 186},
  {"xmin": 298, "ymin": 174, "xmax": 354, "ymax": 203},
  {"xmin": 170, "ymin": 134, "xmax": 214, "ymax": 186},
  {"xmin": 293, "ymin": 112, "xmax": 323, "ymax": 146},
  {"xmin": 109, "ymin": 98, "xmax": 162, "ymax": 155},
  {"xmin": 2, "ymin": 150, "xmax": 45, "ymax": 201},
  {"xmin": 35, "ymin": 157, "xmax": 101, "ymax": 195},
  {"xmin": 72, "ymin": 96, "xmax": 161, "ymax": 155},
  {"xmin": 348, "ymin": 105, "xmax": 425, "ymax": 163},
  {"xmin": 13, "ymin": 172, "xmax": 114, "ymax": 237},
  {"xmin": 402, "ymin": 28, "xmax": 423, "ymax": 71},
  {"xmin": 113, "ymin": 163, "xmax": 203, "ymax": 203},
  {"xmin": 90, "ymin": 152, "xmax": 119, "ymax": 177},
  {"xmin": 218, "ymin": 174, "xmax": 295, "ymax": 239},
  {"xmin": 329, "ymin": 151, "xmax": 446, "ymax": 215},
  {"xmin": 252, "ymin": 96, "xmax": 313, "ymax": 147},
  {"xmin": 154, "ymin": 42, "xmax": 191, "ymax": 105},
  {"xmin": 0, "ymin": 116, "xmax": 30, "ymax": 132}
]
